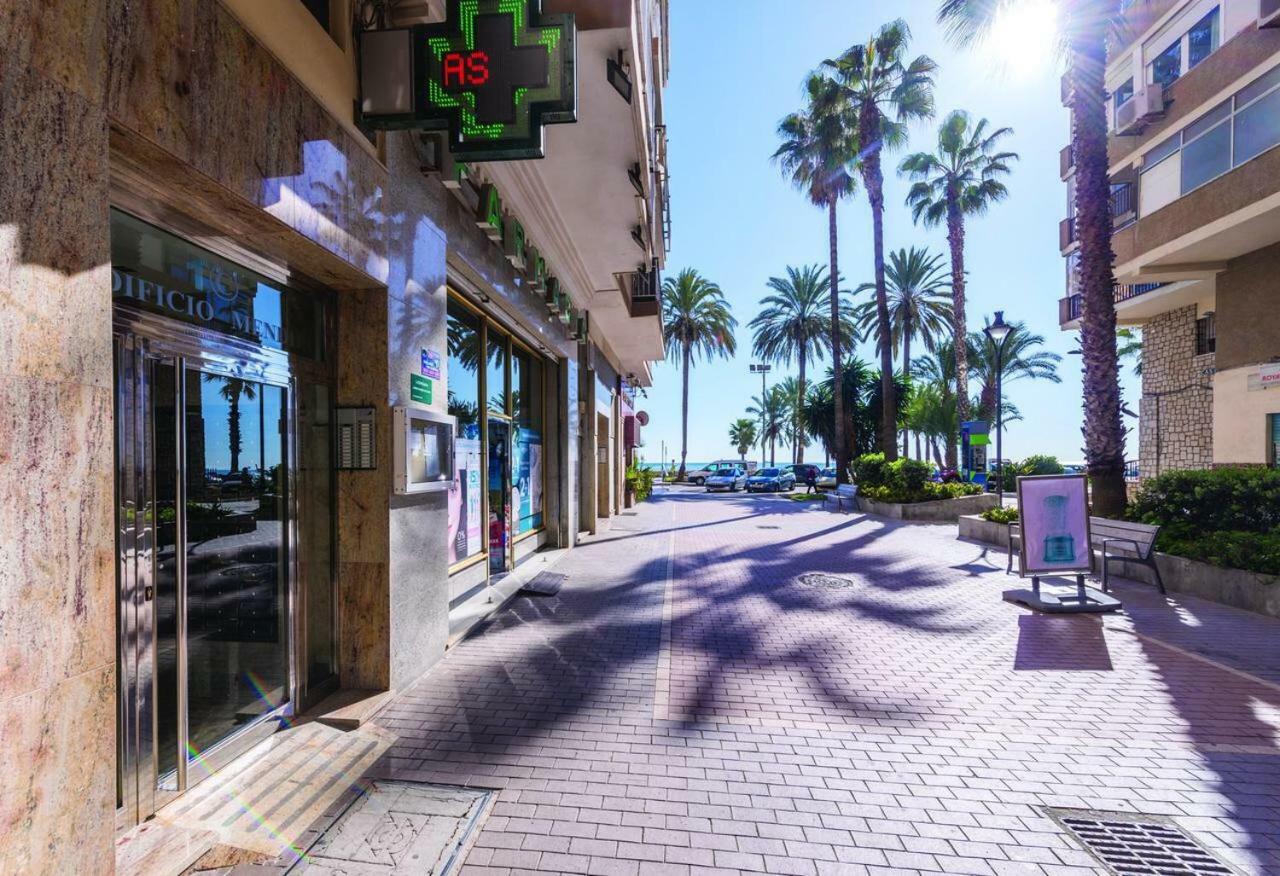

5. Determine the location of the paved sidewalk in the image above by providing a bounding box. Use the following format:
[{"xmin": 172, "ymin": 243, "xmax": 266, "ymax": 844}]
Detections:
[{"xmin": 369, "ymin": 489, "xmax": 1280, "ymax": 875}]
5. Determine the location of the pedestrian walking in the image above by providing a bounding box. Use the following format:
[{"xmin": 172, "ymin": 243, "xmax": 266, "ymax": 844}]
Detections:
[{"xmin": 804, "ymin": 465, "xmax": 818, "ymax": 494}]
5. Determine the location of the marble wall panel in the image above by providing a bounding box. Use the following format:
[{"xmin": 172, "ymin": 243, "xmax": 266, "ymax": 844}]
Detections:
[
  {"xmin": 0, "ymin": 665, "xmax": 115, "ymax": 876},
  {"xmin": 104, "ymin": 0, "xmax": 388, "ymax": 286}
]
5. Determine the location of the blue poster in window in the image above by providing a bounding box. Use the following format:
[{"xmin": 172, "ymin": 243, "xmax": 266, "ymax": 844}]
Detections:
[{"xmin": 515, "ymin": 428, "xmax": 543, "ymax": 533}]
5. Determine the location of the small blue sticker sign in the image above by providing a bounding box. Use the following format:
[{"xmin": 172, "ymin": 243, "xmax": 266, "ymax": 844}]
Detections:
[{"xmin": 421, "ymin": 349, "xmax": 441, "ymax": 380}]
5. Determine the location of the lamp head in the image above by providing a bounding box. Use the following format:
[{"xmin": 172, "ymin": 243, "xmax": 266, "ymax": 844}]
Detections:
[{"xmin": 984, "ymin": 311, "xmax": 1012, "ymax": 343}]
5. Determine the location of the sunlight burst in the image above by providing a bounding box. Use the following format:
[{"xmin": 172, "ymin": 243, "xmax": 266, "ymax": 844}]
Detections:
[{"xmin": 987, "ymin": 0, "xmax": 1060, "ymax": 78}]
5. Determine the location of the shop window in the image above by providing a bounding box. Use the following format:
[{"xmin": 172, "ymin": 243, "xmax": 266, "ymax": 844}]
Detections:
[
  {"xmin": 1195, "ymin": 313, "xmax": 1216, "ymax": 355},
  {"xmin": 487, "ymin": 328, "xmax": 509, "ymax": 416},
  {"xmin": 447, "ymin": 299, "xmax": 484, "ymax": 565},
  {"xmin": 512, "ymin": 348, "xmax": 545, "ymax": 534},
  {"xmin": 1270, "ymin": 414, "xmax": 1280, "ymax": 469}
]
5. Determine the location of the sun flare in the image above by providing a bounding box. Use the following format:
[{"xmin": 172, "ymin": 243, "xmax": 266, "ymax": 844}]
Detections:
[{"xmin": 987, "ymin": 0, "xmax": 1060, "ymax": 78}]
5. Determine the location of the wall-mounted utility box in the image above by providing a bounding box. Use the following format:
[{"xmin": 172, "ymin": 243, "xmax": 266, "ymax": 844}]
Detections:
[
  {"xmin": 336, "ymin": 407, "xmax": 377, "ymax": 470},
  {"xmin": 393, "ymin": 405, "xmax": 456, "ymax": 495}
]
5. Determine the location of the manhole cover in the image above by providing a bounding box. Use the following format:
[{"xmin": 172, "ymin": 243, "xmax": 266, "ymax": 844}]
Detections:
[
  {"xmin": 288, "ymin": 781, "xmax": 494, "ymax": 874},
  {"xmin": 1048, "ymin": 808, "xmax": 1236, "ymax": 875},
  {"xmin": 795, "ymin": 572, "xmax": 856, "ymax": 590}
]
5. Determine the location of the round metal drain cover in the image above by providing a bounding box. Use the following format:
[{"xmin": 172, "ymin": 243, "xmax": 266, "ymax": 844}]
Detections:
[{"xmin": 795, "ymin": 572, "xmax": 856, "ymax": 590}]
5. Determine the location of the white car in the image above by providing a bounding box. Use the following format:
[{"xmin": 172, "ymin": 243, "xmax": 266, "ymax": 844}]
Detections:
[
  {"xmin": 687, "ymin": 460, "xmax": 756, "ymax": 485},
  {"xmin": 816, "ymin": 467, "xmax": 837, "ymax": 490},
  {"xmin": 705, "ymin": 468, "xmax": 747, "ymax": 492}
]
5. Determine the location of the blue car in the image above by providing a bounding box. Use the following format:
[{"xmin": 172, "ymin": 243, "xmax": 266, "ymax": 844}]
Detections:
[{"xmin": 745, "ymin": 467, "xmax": 795, "ymax": 493}]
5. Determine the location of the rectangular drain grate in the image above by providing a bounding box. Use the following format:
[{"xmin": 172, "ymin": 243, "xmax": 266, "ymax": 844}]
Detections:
[{"xmin": 1048, "ymin": 808, "xmax": 1237, "ymax": 875}]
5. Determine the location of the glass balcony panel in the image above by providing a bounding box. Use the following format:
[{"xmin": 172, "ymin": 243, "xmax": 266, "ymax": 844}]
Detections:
[
  {"xmin": 1233, "ymin": 87, "xmax": 1280, "ymax": 166},
  {"xmin": 1180, "ymin": 121, "xmax": 1231, "ymax": 194}
]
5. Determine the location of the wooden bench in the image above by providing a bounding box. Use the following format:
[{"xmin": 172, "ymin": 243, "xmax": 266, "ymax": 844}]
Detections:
[
  {"xmin": 1007, "ymin": 516, "xmax": 1165, "ymax": 593},
  {"xmin": 824, "ymin": 483, "xmax": 859, "ymax": 513}
]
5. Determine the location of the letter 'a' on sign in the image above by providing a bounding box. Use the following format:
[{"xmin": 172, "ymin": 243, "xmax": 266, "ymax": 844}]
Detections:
[{"xmin": 358, "ymin": 0, "xmax": 576, "ymax": 161}]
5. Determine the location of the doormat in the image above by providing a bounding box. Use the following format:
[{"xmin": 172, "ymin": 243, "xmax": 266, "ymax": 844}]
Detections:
[
  {"xmin": 286, "ymin": 781, "xmax": 494, "ymax": 874},
  {"xmin": 1046, "ymin": 808, "xmax": 1237, "ymax": 875},
  {"xmin": 520, "ymin": 572, "xmax": 567, "ymax": 596}
]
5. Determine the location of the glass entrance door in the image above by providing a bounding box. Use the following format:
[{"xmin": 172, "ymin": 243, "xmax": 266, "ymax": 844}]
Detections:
[
  {"xmin": 116, "ymin": 336, "xmax": 292, "ymax": 828},
  {"xmin": 488, "ymin": 417, "xmax": 512, "ymax": 576}
]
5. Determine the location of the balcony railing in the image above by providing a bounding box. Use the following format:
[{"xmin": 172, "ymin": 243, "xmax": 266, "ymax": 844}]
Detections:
[
  {"xmin": 1059, "ymin": 217, "xmax": 1077, "ymax": 252},
  {"xmin": 1059, "ymin": 281, "xmax": 1171, "ymax": 324},
  {"xmin": 1060, "ymin": 144, "xmax": 1074, "ymax": 179}
]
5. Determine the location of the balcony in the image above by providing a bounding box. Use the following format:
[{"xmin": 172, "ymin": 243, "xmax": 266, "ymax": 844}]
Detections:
[
  {"xmin": 1059, "ymin": 144, "xmax": 1074, "ymax": 180},
  {"xmin": 1059, "ymin": 178, "xmax": 1137, "ymax": 254},
  {"xmin": 1059, "ymin": 217, "xmax": 1078, "ymax": 253},
  {"xmin": 1058, "ymin": 281, "xmax": 1171, "ymax": 327},
  {"xmin": 625, "ymin": 266, "xmax": 661, "ymax": 319}
]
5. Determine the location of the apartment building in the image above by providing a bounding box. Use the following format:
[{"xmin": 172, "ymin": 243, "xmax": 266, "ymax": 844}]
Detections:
[
  {"xmin": 1058, "ymin": 0, "xmax": 1280, "ymax": 478},
  {"xmin": 0, "ymin": 0, "xmax": 669, "ymax": 871}
]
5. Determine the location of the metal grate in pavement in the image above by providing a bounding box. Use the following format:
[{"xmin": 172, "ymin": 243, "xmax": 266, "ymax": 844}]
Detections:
[
  {"xmin": 1048, "ymin": 808, "xmax": 1237, "ymax": 875},
  {"xmin": 795, "ymin": 572, "xmax": 856, "ymax": 590},
  {"xmin": 520, "ymin": 572, "xmax": 567, "ymax": 596}
]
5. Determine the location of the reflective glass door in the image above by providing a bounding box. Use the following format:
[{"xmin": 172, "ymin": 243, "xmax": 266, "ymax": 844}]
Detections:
[
  {"xmin": 116, "ymin": 339, "xmax": 293, "ymax": 827},
  {"xmin": 488, "ymin": 417, "xmax": 511, "ymax": 575}
]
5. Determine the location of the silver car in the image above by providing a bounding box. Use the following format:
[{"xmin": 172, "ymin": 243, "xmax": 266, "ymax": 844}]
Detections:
[{"xmin": 705, "ymin": 467, "xmax": 747, "ymax": 492}]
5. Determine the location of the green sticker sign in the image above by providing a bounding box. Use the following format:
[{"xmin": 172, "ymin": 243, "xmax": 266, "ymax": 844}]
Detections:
[{"xmin": 410, "ymin": 373, "xmax": 433, "ymax": 405}]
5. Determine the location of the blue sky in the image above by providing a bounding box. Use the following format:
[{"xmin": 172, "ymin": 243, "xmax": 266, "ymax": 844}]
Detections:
[{"xmin": 641, "ymin": 0, "xmax": 1140, "ymax": 467}]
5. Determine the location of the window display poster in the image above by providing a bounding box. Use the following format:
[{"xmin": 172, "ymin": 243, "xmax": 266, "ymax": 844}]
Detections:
[
  {"xmin": 448, "ymin": 430, "xmax": 483, "ymax": 564},
  {"xmin": 1016, "ymin": 474, "xmax": 1092, "ymax": 575},
  {"xmin": 516, "ymin": 428, "xmax": 543, "ymax": 533}
]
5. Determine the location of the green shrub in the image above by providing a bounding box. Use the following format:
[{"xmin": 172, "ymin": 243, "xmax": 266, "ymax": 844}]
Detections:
[
  {"xmin": 861, "ymin": 477, "xmax": 980, "ymax": 504},
  {"xmin": 625, "ymin": 464, "xmax": 655, "ymax": 502},
  {"xmin": 981, "ymin": 506, "xmax": 1019, "ymax": 524},
  {"xmin": 1129, "ymin": 467, "xmax": 1280, "ymax": 535},
  {"xmin": 1127, "ymin": 467, "xmax": 1280, "ymax": 576},
  {"xmin": 1158, "ymin": 530, "xmax": 1280, "ymax": 577},
  {"xmin": 994, "ymin": 455, "xmax": 1066, "ymax": 492},
  {"xmin": 851, "ymin": 453, "xmax": 890, "ymax": 489}
]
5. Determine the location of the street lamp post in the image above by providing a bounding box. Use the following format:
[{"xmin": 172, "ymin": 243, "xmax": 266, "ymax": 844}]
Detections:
[
  {"xmin": 749, "ymin": 363, "xmax": 771, "ymax": 470},
  {"xmin": 984, "ymin": 311, "xmax": 1012, "ymax": 505}
]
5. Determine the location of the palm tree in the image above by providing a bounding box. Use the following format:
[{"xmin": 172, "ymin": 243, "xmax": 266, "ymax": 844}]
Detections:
[
  {"xmin": 773, "ymin": 376, "xmax": 806, "ymax": 464},
  {"xmin": 824, "ymin": 20, "xmax": 937, "ymax": 461},
  {"xmin": 749, "ymin": 265, "xmax": 849, "ymax": 465},
  {"xmin": 968, "ymin": 318, "xmax": 1063, "ymax": 422},
  {"xmin": 728, "ymin": 418, "xmax": 758, "ymax": 464},
  {"xmin": 1117, "ymin": 327, "xmax": 1142, "ymax": 375},
  {"xmin": 662, "ymin": 269, "xmax": 737, "ymax": 481},
  {"xmin": 205, "ymin": 375, "xmax": 258, "ymax": 474},
  {"xmin": 748, "ymin": 387, "xmax": 790, "ymax": 467},
  {"xmin": 852, "ymin": 247, "xmax": 953, "ymax": 456},
  {"xmin": 900, "ymin": 110, "xmax": 1017, "ymax": 435},
  {"xmin": 774, "ymin": 75, "xmax": 859, "ymax": 483},
  {"xmin": 938, "ymin": 0, "xmax": 1128, "ymax": 515},
  {"xmin": 903, "ymin": 381, "xmax": 958, "ymax": 468}
]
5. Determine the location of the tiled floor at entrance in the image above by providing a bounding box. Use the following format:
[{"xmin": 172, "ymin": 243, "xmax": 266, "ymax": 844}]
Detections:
[{"xmin": 368, "ymin": 487, "xmax": 1280, "ymax": 876}]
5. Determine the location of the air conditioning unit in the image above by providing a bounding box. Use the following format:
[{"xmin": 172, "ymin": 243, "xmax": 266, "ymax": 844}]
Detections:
[
  {"xmin": 1261, "ymin": 0, "xmax": 1280, "ymax": 28},
  {"xmin": 1115, "ymin": 84, "xmax": 1164, "ymax": 135}
]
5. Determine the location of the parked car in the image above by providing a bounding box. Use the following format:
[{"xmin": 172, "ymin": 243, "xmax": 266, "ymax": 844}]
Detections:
[
  {"xmin": 815, "ymin": 467, "xmax": 837, "ymax": 490},
  {"xmin": 705, "ymin": 467, "xmax": 748, "ymax": 492},
  {"xmin": 746, "ymin": 467, "xmax": 795, "ymax": 493},
  {"xmin": 687, "ymin": 459, "xmax": 756, "ymax": 485}
]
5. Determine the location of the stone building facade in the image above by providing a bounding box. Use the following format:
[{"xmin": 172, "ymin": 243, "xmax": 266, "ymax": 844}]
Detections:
[{"xmin": 1138, "ymin": 305, "xmax": 1216, "ymax": 479}]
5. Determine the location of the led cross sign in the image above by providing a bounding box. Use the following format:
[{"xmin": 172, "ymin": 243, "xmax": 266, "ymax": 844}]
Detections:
[{"xmin": 358, "ymin": 0, "xmax": 576, "ymax": 161}]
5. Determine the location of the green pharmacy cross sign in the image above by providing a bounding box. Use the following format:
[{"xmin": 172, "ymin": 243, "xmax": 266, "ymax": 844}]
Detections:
[{"xmin": 359, "ymin": 0, "xmax": 576, "ymax": 161}]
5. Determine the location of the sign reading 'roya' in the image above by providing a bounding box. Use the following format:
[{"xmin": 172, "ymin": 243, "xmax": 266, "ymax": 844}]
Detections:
[{"xmin": 359, "ymin": 0, "xmax": 576, "ymax": 161}]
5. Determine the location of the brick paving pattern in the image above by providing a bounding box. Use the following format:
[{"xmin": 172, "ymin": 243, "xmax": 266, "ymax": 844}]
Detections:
[{"xmin": 368, "ymin": 490, "xmax": 1280, "ymax": 875}]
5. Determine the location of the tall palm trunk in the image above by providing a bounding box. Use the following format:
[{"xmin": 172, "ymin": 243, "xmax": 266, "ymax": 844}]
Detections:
[
  {"xmin": 828, "ymin": 197, "xmax": 848, "ymax": 483},
  {"xmin": 862, "ymin": 117, "xmax": 898, "ymax": 461},
  {"xmin": 901, "ymin": 318, "xmax": 912, "ymax": 459},
  {"xmin": 678, "ymin": 342, "xmax": 691, "ymax": 480},
  {"xmin": 1069, "ymin": 5, "xmax": 1127, "ymax": 516},
  {"xmin": 945, "ymin": 198, "xmax": 968, "ymax": 471},
  {"xmin": 796, "ymin": 347, "xmax": 807, "ymax": 465}
]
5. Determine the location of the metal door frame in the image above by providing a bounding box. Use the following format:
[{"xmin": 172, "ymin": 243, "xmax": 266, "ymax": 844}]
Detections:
[{"xmin": 114, "ymin": 305, "xmax": 301, "ymax": 830}]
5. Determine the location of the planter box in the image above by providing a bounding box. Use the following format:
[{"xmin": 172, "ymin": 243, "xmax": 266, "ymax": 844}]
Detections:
[
  {"xmin": 856, "ymin": 492, "xmax": 998, "ymax": 522},
  {"xmin": 1112, "ymin": 553, "xmax": 1280, "ymax": 619},
  {"xmin": 958, "ymin": 513, "xmax": 1010, "ymax": 548},
  {"xmin": 957, "ymin": 514, "xmax": 1280, "ymax": 619}
]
